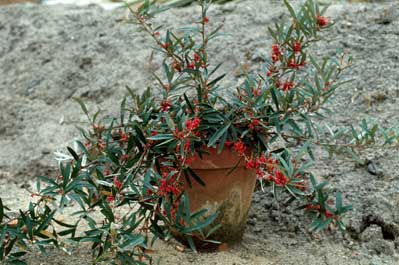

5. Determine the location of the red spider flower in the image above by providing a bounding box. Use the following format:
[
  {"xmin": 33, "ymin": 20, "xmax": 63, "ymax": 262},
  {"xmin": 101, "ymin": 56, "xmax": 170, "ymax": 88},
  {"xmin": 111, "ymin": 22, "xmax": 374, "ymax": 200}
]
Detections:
[
  {"xmin": 106, "ymin": 195, "xmax": 115, "ymax": 203},
  {"xmin": 120, "ymin": 154, "xmax": 129, "ymax": 161},
  {"xmin": 234, "ymin": 140, "xmax": 246, "ymax": 156},
  {"xmin": 120, "ymin": 132, "xmax": 129, "ymax": 142},
  {"xmin": 161, "ymin": 42, "xmax": 170, "ymax": 50},
  {"xmin": 225, "ymin": 140, "xmax": 234, "ymax": 148},
  {"xmin": 317, "ymin": 15, "xmax": 329, "ymax": 27},
  {"xmin": 288, "ymin": 58, "xmax": 300, "ymax": 69},
  {"xmin": 184, "ymin": 140, "xmax": 191, "ymax": 152},
  {"xmin": 194, "ymin": 52, "xmax": 200, "ymax": 62},
  {"xmin": 324, "ymin": 210, "xmax": 333, "ymax": 218},
  {"xmin": 282, "ymin": 80, "xmax": 294, "ymax": 91},
  {"xmin": 186, "ymin": 117, "xmax": 201, "ymax": 131},
  {"xmin": 187, "ymin": 62, "xmax": 195, "ymax": 70},
  {"xmin": 113, "ymin": 176, "xmax": 123, "ymax": 190},
  {"xmin": 271, "ymin": 44, "xmax": 282, "ymax": 63},
  {"xmin": 161, "ymin": 100, "xmax": 172, "ymax": 112},
  {"xmin": 256, "ymin": 169, "xmax": 266, "ymax": 179},
  {"xmin": 246, "ymin": 159, "xmax": 256, "ymax": 169},
  {"xmin": 274, "ymin": 170, "xmax": 288, "ymax": 186},
  {"xmin": 253, "ymin": 88, "xmax": 262, "ymax": 97},
  {"xmin": 293, "ymin": 41, "xmax": 301, "ymax": 53},
  {"xmin": 257, "ymin": 155, "xmax": 266, "ymax": 165},
  {"xmin": 249, "ymin": 119, "xmax": 260, "ymax": 130}
]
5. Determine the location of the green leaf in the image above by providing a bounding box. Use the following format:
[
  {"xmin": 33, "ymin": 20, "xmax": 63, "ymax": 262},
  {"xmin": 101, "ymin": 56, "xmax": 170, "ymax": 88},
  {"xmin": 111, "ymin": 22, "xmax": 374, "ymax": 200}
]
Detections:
[
  {"xmin": 73, "ymin": 97, "xmax": 89, "ymax": 116},
  {"xmin": 67, "ymin": 147, "xmax": 80, "ymax": 161},
  {"xmin": 335, "ymin": 192, "xmax": 342, "ymax": 212},
  {"xmin": 147, "ymin": 134, "xmax": 174, "ymax": 141},
  {"xmin": 183, "ymin": 93, "xmax": 195, "ymax": 114},
  {"xmin": 186, "ymin": 167, "xmax": 205, "ymax": 187},
  {"xmin": 0, "ymin": 198, "xmax": 3, "ymax": 224},
  {"xmin": 284, "ymin": 0, "xmax": 297, "ymax": 20},
  {"xmin": 207, "ymin": 124, "xmax": 230, "ymax": 147},
  {"xmin": 182, "ymin": 212, "xmax": 219, "ymax": 233}
]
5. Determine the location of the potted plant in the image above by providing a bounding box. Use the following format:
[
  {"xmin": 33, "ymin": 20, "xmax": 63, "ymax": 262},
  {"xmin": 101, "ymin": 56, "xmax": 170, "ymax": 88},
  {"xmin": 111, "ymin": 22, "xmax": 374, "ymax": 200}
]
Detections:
[{"xmin": 1, "ymin": 0, "xmax": 398, "ymax": 264}]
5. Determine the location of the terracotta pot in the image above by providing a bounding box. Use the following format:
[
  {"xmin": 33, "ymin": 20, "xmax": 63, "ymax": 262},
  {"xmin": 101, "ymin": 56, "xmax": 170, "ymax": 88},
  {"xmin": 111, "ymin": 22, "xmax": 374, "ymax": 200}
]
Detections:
[{"xmin": 183, "ymin": 148, "xmax": 257, "ymax": 246}]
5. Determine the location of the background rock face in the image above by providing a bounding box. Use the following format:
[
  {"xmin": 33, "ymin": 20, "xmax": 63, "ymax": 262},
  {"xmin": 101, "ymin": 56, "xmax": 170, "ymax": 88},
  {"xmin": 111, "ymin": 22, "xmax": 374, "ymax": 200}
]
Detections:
[{"xmin": 1, "ymin": 1, "xmax": 399, "ymax": 264}]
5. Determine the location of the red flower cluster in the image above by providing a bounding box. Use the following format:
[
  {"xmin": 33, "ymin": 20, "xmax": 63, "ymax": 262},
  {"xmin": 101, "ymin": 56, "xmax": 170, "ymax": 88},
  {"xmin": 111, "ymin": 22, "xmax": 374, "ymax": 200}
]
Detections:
[
  {"xmin": 187, "ymin": 62, "xmax": 195, "ymax": 70},
  {"xmin": 306, "ymin": 204, "xmax": 335, "ymax": 219},
  {"xmin": 271, "ymin": 44, "xmax": 282, "ymax": 63},
  {"xmin": 282, "ymin": 80, "xmax": 294, "ymax": 92},
  {"xmin": 293, "ymin": 41, "xmax": 301, "ymax": 53},
  {"xmin": 287, "ymin": 58, "xmax": 305, "ymax": 70},
  {"xmin": 234, "ymin": 140, "xmax": 246, "ymax": 156},
  {"xmin": 194, "ymin": 52, "xmax": 200, "ymax": 62},
  {"xmin": 106, "ymin": 195, "xmax": 115, "ymax": 203},
  {"xmin": 120, "ymin": 132, "xmax": 129, "ymax": 142},
  {"xmin": 161, "ymin": 100, "xmax": 173, "ymax": 112},
  {"xmin": 158, "ymin": 171, "xmax": 182, "ymax": 197},
  {"xmin": 186, "ymin": 117, "xmax": 201, "ymax": 131},
  {"xmin": 203, "ymin": 16, "xmax": 209, "ymax": 24},
  {"xmin": 113, "ymin": 176, "xmax": 123, "ymax": 190},
  {"xmin": 317, "ymin": 15, "xmax": 329, "ymax": 27},
  {"xmin": 274, "ymin": 170, "xmax": 288, "ymax": 186},
  {"xmin": 248, "ymin": 119, "xmax": 260, "ymax": 130},
  {"xmin": 172, "ymin": 60, "xmax": 182, "ymax": 72}
]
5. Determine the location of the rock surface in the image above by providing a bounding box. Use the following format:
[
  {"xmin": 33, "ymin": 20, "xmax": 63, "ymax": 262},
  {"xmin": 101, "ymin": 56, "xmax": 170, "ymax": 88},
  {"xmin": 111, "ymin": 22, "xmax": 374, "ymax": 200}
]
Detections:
[{"xmin": 1, "ymin": 0, "xmax": 399, "ymax": 264}]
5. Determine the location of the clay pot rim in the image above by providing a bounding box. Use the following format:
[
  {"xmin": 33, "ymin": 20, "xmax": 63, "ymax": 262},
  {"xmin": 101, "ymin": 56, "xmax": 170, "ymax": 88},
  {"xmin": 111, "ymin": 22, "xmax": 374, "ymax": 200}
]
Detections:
[{"xmin": 188, "ymin": 147, "xmax": 248, "ymax": 170}]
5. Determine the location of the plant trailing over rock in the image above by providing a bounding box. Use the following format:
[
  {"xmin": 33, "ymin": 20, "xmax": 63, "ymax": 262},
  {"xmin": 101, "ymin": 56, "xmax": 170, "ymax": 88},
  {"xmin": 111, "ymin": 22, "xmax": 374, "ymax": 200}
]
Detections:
[{"xmin": 1, "ymin": 0, "xmax": 399, "ymax": 264}]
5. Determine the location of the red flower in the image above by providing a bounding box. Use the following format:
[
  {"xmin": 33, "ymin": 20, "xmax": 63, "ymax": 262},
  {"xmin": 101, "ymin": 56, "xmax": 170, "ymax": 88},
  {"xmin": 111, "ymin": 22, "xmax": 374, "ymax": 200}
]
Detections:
[
  {"xmin": 249, "ymin": 119, "xmax": 260, "ymax": 130},
  {"xmin": 194, "ymin": 52, "xmax": 200, "ymax": 62},
  {"xmin": 186, "ymin": 117, "xmax": 201, "ymax": 131},
  {"xmin": 257, "ymin": 155, "xmax": 266, "ymax": 165},
  {"xmin": 271, "ymin": 44, "xmax": 281, "ymax": 63},
  {"xmin": 120, "ymin": 132, "xmax": 129, "ymax": 142},
  {"xmin": 293, "ymin": 41, "xmax": 301, "ymax": 53},
  {"xmin": 274, "ymin": 170, "xmax": 288, "ymax": 186},
  {"xmin": 153, "ymin": 31, "xmax": 160, "ymax": 36},
  {"xmin": 98, "ymin": 140, "xmax": 105, "ymax": 150},
  {"xmin": 317, "ymin": 15, "xmax": 329, "ymax": 27},
  {"xmin": 225, "ymin": 140, "xmax": 234, "ymax": 148},
  {"xmin": 282, "ymin": 80, "xmax": 294, "ymax": 91},
  {"xmin": 106, "ymin": 195, "xmax": 115, "ymax": 203},
  {"xmin": 253, "ymin": 88, "xmax": 262, "ymax": 97},
  {"xmin": 203, "ymin": 16, "xmax": 209, "ymax": 24},
  {"xmin": 113, "ymin": 176, "xmax": 123, "ymax": 190},
  {"xmin": 288, "ymin": 58, "xmax": 300, "ymax": 69},
  {"xmin": 184, "ymin": 140, "xmax": 191, "ymax": 152},
  {"xmin": 233, "ymin": 140, "xmax": 246, "ymax": 156},
  {"xmin": 324, "ymin": 210, "xmax": 333, "ymax": 218},
  {"xmin": 187, "ymin": 62, "xmax": 195, "ymax": 70},
  {"xmin": 256, "ymin": 169, "xmax": 265, "ymax": 179},
  {"xmin": 246, "ymin": 159, "xmax": 256, "ymax": 169},
  {"xmin": 306, "ymin": 204, "xmax": 321, "ymax": 211},
  {"xmin": 151, "ymin": 131, "xmax": 157, "ymax": 136},
  {"xmin": 184, "ymin": 156, "xmax": 195, "ymax": 166},
  {"xmin": 120, "ymin": 154, "xmax": 129, "ymax": 161},
  {"xmin": 172, "ymin": 61, "xmax": 182, "ymax": 72},
  {"xmin": 161, "ymin": 100, "xmax": 172, "ymax": 112}
]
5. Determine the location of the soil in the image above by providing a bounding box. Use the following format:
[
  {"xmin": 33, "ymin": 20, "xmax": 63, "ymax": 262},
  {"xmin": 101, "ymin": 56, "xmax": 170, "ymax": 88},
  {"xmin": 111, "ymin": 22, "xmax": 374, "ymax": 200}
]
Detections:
[{"xmin": 1, "ymin": 0, "xmax": 399, "ymax": 264}]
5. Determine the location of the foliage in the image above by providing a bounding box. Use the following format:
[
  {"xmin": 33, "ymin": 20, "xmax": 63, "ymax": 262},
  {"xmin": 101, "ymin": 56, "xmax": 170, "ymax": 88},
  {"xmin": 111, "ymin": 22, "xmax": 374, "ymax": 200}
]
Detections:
[{"xmin": 1, "ymin": 0, "xmax": 398, "ymax": 264}]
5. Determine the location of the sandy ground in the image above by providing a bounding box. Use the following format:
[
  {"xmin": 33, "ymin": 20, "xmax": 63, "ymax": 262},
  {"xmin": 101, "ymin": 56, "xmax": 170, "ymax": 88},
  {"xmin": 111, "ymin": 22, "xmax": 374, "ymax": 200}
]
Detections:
[{"xmin": 1, "ymin": 0, "xmax": 399, "ymax": 264}]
